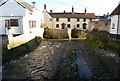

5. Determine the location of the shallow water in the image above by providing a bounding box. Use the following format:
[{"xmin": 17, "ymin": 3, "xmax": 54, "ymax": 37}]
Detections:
[{"xmin": 75, "ymin": 55, "xmax": 91, "ymax": 79}]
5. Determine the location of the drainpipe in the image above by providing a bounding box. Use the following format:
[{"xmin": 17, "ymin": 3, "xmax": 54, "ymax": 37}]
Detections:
[{"xmin": 116, "ymin": 14, "xmax": 119, "ymax": 43}]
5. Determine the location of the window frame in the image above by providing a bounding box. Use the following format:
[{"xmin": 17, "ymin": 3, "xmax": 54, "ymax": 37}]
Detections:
[
  {"xmin": 77, "ymin": 24, "xmax": 80, "ymax": 28},
  {"xmin": 10, "ymin": 19, "xmax": 19, "ymax": 27},
  {"xmin": 56, "ymin": 18, "xmax": 59, "ymax": 22},
  {"xmin": 77, "ymin": 18, "xmax": 80, "ymax": 22},
  {"xmin": 83, "ymin": 18, "xmax": 86, "ymax": 22},
  {"xmin": 67, "ymin": 18, "xmax": 71, "ymax": 22},
  {"xmin": 29, "ymin": 21, "xmax": 36, "ymax": 28},
  {"xmin": 90, "ymin": 18, "xmax": 92, "ymax": 22},
  {"xmin": 67, "ymin": 24, "xmax": 71, "ymax": 28},
  {"xmin": 56, "ymin": 24, "xmax": 59, "ymax": 28}
]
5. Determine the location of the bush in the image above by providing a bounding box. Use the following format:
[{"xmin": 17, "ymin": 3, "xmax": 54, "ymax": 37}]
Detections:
[
  {"xmin": 43, "ymin": 28, "xmax": 69, "ymax": 39},
  {"xmin": 86, "ymin": 29, "xmax": 120, "ymax": 55}
]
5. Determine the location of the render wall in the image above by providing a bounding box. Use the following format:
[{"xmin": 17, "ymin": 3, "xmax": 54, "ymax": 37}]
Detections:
[{"xmin": 110, "ymin": 15, "xmax": 120, "ymax": 35}]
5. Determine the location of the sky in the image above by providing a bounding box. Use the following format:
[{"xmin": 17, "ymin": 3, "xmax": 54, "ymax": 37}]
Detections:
[{"xmin": 24, "ymin": 0, "xmax": 120, "ymax": 16}]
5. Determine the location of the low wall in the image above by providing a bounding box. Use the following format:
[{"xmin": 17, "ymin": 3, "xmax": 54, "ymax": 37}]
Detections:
[
  {"xmin": 7, "ymin": 28, "xmax": 44, "ymax": 49},
  {"xmin": 3, "ymin": 37, "xmax": 42, "ymax": 64}
]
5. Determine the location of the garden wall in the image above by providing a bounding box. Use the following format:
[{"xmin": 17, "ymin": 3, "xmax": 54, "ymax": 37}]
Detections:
[{"xmin": 43, "ymin": 28, "xmax": 69, "ymax": 39}]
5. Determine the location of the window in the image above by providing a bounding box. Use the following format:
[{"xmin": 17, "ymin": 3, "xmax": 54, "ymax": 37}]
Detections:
[
  {"xmin": 10, "ymin": 19, "xmax": 19, "ymax": 26},
  {"xmin": 56, "ymin": 24, "xmax": 59, "ymax": 28},
  {"xmin": 50, "ymin": 18, "xmax": 52, "ymax": 21},
  {"xmin": 5, "ymin": 19, "xmax": 19, "ymax": 27},
  {"xmin": 77, "ymin": 24, "xmax": 80, "ymax": 28},
  {"xmin": 112, "ymin": 23, "xmax": 115, "ymax": 29},
  {"xmin": 90, "ymin": 18, "xmax": 92, "ymax": 22},
  {"xmin": 5, "ymin": 20, "xmax": 10, "ymax": 27},
  {"xmin": 67, "ymin": 18, "xmax": 71, "ymax": 22},
  {"xmin": 77, "ymin": 18, "xmax": 80, "ymax": 22},
  {"xmin": 56, "ymin": 18, "xmax": 59, "ymax": 21},
  {"xmin": 83, "ymin": 18, "xmax": 86, "ymax": 22},
  {"xmin": 67, "ymin": 24, "xmax": 70, "ymax": 28},
  {"xmin": 83, "ymin": 23, "xmax": 87, "ymax": 29},
  {"xmin": 29, "ymin": 21, "xmax": 36, "ymax": 28}
]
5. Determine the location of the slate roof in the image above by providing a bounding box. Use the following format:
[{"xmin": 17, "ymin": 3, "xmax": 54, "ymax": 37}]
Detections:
[
  {"xmin": 111, "ymin": 4, "xmax": 120, "ymax": 15},
  {"xmin": 49, "ymin": 13, "xmax": 96, "ymax": 19},
  {"xmin": 0, "ymin": 0, "xmax": 37, "ymax": 11}
]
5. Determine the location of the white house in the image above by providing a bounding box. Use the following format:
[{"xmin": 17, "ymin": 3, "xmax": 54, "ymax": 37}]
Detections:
[
  {"xmin": 43, "ymin": 4, "xmax": 96, "ymax": 30},
  {"xmin": 110, "ymin": 3, "xmax": 120, "ymax": 37},
  {"xmin": 0, "ymin": 0, "xmax": 43, "ymax": 35}
]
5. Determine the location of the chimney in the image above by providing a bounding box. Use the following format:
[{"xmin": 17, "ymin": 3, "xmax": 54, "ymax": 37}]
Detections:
[
  {"xmin": 32, "ymin": 2, "xmax": 36, "ymax": 7},
  {"xmin": 64, "ymin": 10, "xmax": 66, "ymax": 13},
  {"xmin": 85, "ymin": 8, "xmax": 87, "ymax": 14},
  {"xmin": 50, "ymin": 10, "xmax": 53, "ymax": 13},
  {"xmin": 44, "ymin": 4, "xmax": 46, "ymax": 10},
  {"xmin": 72, "ymin": 6, "xmax": 74, "ymax": 13}
]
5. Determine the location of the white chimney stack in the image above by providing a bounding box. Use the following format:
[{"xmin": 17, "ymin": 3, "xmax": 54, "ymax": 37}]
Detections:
[
  {"xmin": 119, "ymin": 1, "xmax": 120, "ymax": 5},
  {"xmin": 32, "ymin": 1, "xmax": 36, "ymax": 7}
]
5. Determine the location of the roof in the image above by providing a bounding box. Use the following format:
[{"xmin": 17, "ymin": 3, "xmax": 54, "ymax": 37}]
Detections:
[
  {"xmin": 110, "ymin": 4, "xmax": 120, "ymax": 15},
  {"xmin": 0, "ymin": 0, "xmax": 37, "ymax": 11},
  {"xmin": 49, "ymin": 12, "xmax": 96, "ymax": 19}
]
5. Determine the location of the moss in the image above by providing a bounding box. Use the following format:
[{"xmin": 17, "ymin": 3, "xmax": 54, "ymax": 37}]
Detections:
[{"xmin": 53, "ymin": 48, "xmax": 79, "ymax": 80}]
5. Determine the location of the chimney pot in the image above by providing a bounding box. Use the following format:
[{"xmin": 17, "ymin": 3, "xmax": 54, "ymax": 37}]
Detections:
[
  {"xmin": 44, "ymin": 4, "xmax": 46, "ymax": 9},
  {"xmin": 50, "ymin": 10, "xmax": 53, "ymax": 13},
  {"xmin": 72, "ymin": 6, "xmax": 74, "ymax": 13},
  {"xmin": 32, "ymin": 2, "xmax": 36, "ymax": 7},
  {"xmin": 85, "ymin": 8, "xmax": 87, "ymax": 14},
  {"xmin": 64, "ymin": 10, "xmax": 66, "ymax": 13}
]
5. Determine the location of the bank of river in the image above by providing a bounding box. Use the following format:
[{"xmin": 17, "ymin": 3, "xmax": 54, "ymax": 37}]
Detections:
[{"xmin": 2, "ymin": 40, "xmax": 119, "ymax": 80}]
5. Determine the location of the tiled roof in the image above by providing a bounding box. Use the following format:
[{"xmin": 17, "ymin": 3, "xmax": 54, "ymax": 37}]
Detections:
[
  {"xmin": 0, "ymin": 0, "xmax": 37, "ymax": 11},
  {"xmin": 111, "ymin": 4, "xmax": 120, "ymax": 15},
  {"xmin": 49, "ymin": 13, "xmax": 96, "ymax": 19}
]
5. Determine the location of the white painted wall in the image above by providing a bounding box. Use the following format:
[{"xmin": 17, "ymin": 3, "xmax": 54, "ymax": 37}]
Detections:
[
  {"xmin": 0, "ymin": 17, "xmax": 23, "ymax": 35},
  {"xmin": 0, "ymin": 0, "xmax": 43, "ymax": 36},
  {"xmin": 0, "ymin": 0, "xmax": 25, "ymax": 16},
  {"xmin": 110, "ymin": 15, "xmax": 120, "ymax": 35}
]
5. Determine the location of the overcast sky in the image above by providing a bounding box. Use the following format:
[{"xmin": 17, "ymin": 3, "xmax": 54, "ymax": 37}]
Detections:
[{"xmin": 24, "ymin": 0, "xmax": 120, "ymax": 16}]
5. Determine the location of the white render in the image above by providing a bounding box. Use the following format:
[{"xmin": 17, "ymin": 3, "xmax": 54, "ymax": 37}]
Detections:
[
  {"xmin": 0, "ymin": 0, "xmax": 43, "ymax": 35},
  {"xmin": 110, "ymin": 15, "xmax": 120, "ymax": 35}
]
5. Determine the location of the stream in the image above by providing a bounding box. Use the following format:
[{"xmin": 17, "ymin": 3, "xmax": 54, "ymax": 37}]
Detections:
[{"xmin": 2, "ymin": 40, "xmax": 92, "ymax": 80}]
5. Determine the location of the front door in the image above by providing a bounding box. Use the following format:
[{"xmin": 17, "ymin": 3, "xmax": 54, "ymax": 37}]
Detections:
[{"xmin": 62, "ymin": 24, "xmax": 65, "ymax": 29}]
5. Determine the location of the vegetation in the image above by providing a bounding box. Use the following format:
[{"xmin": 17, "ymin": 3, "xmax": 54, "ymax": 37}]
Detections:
[
  {"xmin": 71, "ymin": 28, "xmax": 87, "ymax": 38},
  {"xmin": 86, "ymin": 29, "xmax": 120, "ymax": 55},
  {"xmin": 53, "ymin": 48, "xmax": 79, "ymax": 80},
  {"xmin": 43, "ymin": 28, "xmax": 69, "ymax": 39}
]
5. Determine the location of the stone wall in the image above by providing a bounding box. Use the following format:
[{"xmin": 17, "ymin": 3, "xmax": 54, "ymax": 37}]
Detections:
[
  {"xmin": 88, "ymin": 20, "xmax": 111, "ymax": 32},
  {"xmin": 43, "ymin": 28, "xmax": 70, "ymax": 39}
]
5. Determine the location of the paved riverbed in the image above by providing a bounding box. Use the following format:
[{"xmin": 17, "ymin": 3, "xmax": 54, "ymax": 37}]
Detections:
[{"xmin": 2, "ymin": 40, "xmax": 119, "ymax": 80}]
